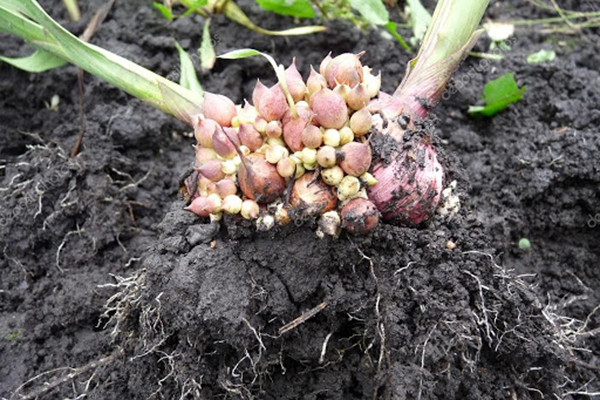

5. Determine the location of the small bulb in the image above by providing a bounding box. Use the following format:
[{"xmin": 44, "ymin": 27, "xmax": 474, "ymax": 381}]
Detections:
[
  {"xmin": 350, "ymin": 108, "xmax": 373, "ymax": 137},
  {"xmin": 256, "ymin": 214, "xmax": 275, "ymax": 231},
  {"xmin": 301, "ymin": 125, "xmax": 323, "ymax": 149},
  {"xmin": 274, "ymin": 203, "xmax": 291, "ymax": 225},
  {"xmin": 310, "ymin": 88, "xmax": 348, "ymax": 130},
  {"xmin": 266, "ymin": 120, "xmax": 283, "ymax": 138},
  {"xmin": 359, "ymin": 172, "xmax": 378, "ymax": 186},
  {"xmin": 317, "ymin": 146, "xmax": 337, "ymax": 168},
  {"xmin": 266, "ymin": 145, "xmax": 287, "ymax": 164},
  {"xmin": 318, "ymin": 211, "xmax": 341, "ymax": 236},
  {"xmin": 277, "ymin": 157, "xmax": 296, "ymax": 178},
  {"xmin": 205, "ymin": 193, "xmax": 224, "ymax": 213},
  {"xmin": 303, "ymin": 162, "xmax": 317, "ymax": 171},
  {"xmin": 339, "ymin": 141, "xmax": 372, "ymax": 177},
  {"xmin": 301, "ymin": 147, "xmax": 318, "ymax": 165},
  {"xmin": 221, "ymin": 160, "xmax": 237, "ymax": 175},
  {"xmin": 254, "ymin": 117, "xmax": 268, "ymax": 134},
  {"xmin": 321, "ymin": 166, "xmax": 344, "ymax": 186},
  {"xmin": 222, "ymin": 195, "xmax": 243, "ymax": 214},
  {"xmin": 323, "ymin": 129, "xmax": 341, "ymax": 147},
  {"xmin": 339, "ymin": 126, "xmax": 354, "ymax": 145},
  {"xmin": 267, "ymin": 136, "xmax": 286, "ymax": 148},
  {"xmin": 295, "ymin": 163, "xmax": 306, "ymax": 179},
  {"xmin": 364, "ymin": 71, "xmax": 382, "ymax": 98},
  {"xmin": 337, "ymin": 176, "xmax": 360, "ymax": 200},
  {"xmin": 346, "ymin": 83, "xmax": 370, "ymax": 110},
  {"xmin": 241, "ymin": 199, "xmax": 260, "ymax": 220}
]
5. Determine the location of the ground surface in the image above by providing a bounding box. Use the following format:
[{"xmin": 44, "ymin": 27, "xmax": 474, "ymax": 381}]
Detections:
[{"xmin": 0, "ymin": 0, "xmax": 599, "ymax": 399}]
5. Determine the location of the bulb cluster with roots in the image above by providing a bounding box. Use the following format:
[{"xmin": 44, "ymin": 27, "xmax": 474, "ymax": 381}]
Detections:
[{"xmin": 182, "ymin": 52, "xmax": 445, "ymax": 236}]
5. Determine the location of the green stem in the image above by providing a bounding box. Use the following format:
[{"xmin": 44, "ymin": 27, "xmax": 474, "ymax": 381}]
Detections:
[
  {"xmin": 62, "ymin": 0, "xmax": 81, "ymax": 21},
  {"xmin": 393, "ymin": 0, "xmax": 490, "ymax": 119}
]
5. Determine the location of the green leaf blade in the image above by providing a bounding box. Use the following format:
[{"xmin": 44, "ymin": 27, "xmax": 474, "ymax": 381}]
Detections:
[
  {"xmin": 199, "ymin": 19, "xmax": 216, "ymax": 70},
  {"xmin": 218, "ymin": 48, "xmax": 262, "ymax": 60},
  {"xmin": 0, "ymin": 49, "xmax": 67, "ymax": 72},
  {"xmin": 384, "ymin": 22, "xmax": 411, "ymax": 51},
  {"xmin": 175, "ymin": 41, "xmax": 204, "ymax": 99},
  {"xmin": 406, "ymin": 0, "xmax": 431, "ymax": 44},
  {"xmin": 182, "ymin": 0, "xmax": 208, "ymax": 17},
  {"xmin": 348, "ymin": 0, "xmax": 389, "ymax": 26},
  {"xmin": 153, "ymin": 2, "xmax": 173, "ymax": 20},
  {"xmin": 468, "ymin": 72, "xmax": 526, "ymax": 117},
  {"xmin": 254, "ymin": 0, "xmax": 315, "ymax": 18}
]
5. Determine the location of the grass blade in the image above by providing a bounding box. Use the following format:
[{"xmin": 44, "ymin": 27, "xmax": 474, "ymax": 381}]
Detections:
[
  {"xmin": 199, "ymin": 18, "xmax": 216, "ymax": 71},
  {"xmin": 0, "ymin": 49, "xmax": 66, "ymax": 72},
  {"xmin": 0, "ymin": 0, "xmax": 203, "ymax": 126},
  {"xmin": 175, "ymin": 41, "xmax": 204, "ymax": 98}
]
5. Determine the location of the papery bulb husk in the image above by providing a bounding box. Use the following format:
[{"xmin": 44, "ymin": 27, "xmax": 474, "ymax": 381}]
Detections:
[
  {"xmin": 252, "ymin": 80, "xmax": 268, "ymax": 110},
  {"xmin": 238, "ymin": 123, "xmax": 263, "ymax": 152},
  {"xmin": 257, "ymin": 83, "xmax": 289, "ymax": 122},
  {"xmin": 282, "ymin": 103, "xmax": 312, "ymax": 152},
  {"xmin": 318, "ymin": 210, "xmax": 341, "ymax": 236},
  {"xmin": 238, "ymin": 153, "xmax": 286, "ymax": 203},
  {"xmin": 197, "ymin": 174, "xmax": 212, "ymax": 197},
  {"xmin": 194, "ymin": 146, "xmax": 217, "ymax": 168},
  {"xmin": 289, "ymin": 172, "xmax": 337, "ymax": 218},
  {"xmin": 319, "ymin": 52, "xmax": 332, "ymax": 76},
  {"xmin": 346, "ymin": 84, "xmax": 370, "ymax": 111},
  {"xmin": 212, "ymin": 127, "xmax": 238, "ymax": 159},
  {"xmin": 368, "ymin": 139, "xmax": 444, "ymax": 225},
  {"xmin": 339, "ymin": 141, "xmax": 372, "ymax": 177},
  {"xmin": 274, "ymin": 203, "xmax": 292, "ymax": 225},
  {"xmin": 197, "ymin": 159, "xmax": 225, "ymax": 182},
  {"xmin": 350, "ymin": 107, "xmax": 373, "ymax": 137},
  {"xmin": 341, "ymin": 198, "xmax": 379, "ymax": 234},
  {"xmin": 301, "ymin": 124, "xmax": 323, "ymax": 149},
  {"xmin": 203, "ymin": 93, "xmax": 237, "ymax": 127},
  {"xmin": 185, "ymin": 196, "xmax": 211, "ymax": 218},
  {"xmin": 310, "ymin": 88, "xmax": 348, "ymax": 130},
  {"xmin": 215, "ymin": 179, "xmax": 238, "ymax": 198},
  {"xmin": 180, "ymin": 172, "xmax": 199, "ymax": 203},
  {"xmin": 364, "ymin": 71, "xmax": 382, "ymax": 98},
  {"xmin": 324, "ymin": 53, "xmax": 364, "ymax": 89},
  {"xmin": 194, "ymin": 118, "xmax": 219, "ymax": 148},
  {"xmin": 285, "ymin": 59, "xmax": 307, "ymax": 102},
  {"xmin": 367, "ymin": 91, "xmax": 407, "ymax": 122},
  {"xmin": 307, "ymin": 66, "xmax": 327, "ymax": 97}
]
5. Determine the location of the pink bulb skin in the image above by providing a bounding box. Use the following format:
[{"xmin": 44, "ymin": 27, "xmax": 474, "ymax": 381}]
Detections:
[
  {"xmin": 185, "ymin": 196, "xmax": 210, "ymax": 218},
  {"xmin": 368, "ymin": 141, "xmax": 443, "ymax": 225}
]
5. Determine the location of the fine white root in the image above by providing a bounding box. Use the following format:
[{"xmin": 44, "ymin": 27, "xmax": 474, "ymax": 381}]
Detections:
[
  {"xmin": 56, "ymin": 227, "xmax": 86, "ymax": 273},
  {"xmin": 417, "ymin": 323, "xmax": 439, "ymax": 400},
  {"xmin": 9, "ymin": 350, "xmax": 121, "ymax": 400}
]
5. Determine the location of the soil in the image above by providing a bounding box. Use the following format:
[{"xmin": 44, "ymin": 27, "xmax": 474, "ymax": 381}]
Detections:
[{"xmin": 1, "ymin": 0, "xmax": 599, "ymax": 399}]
